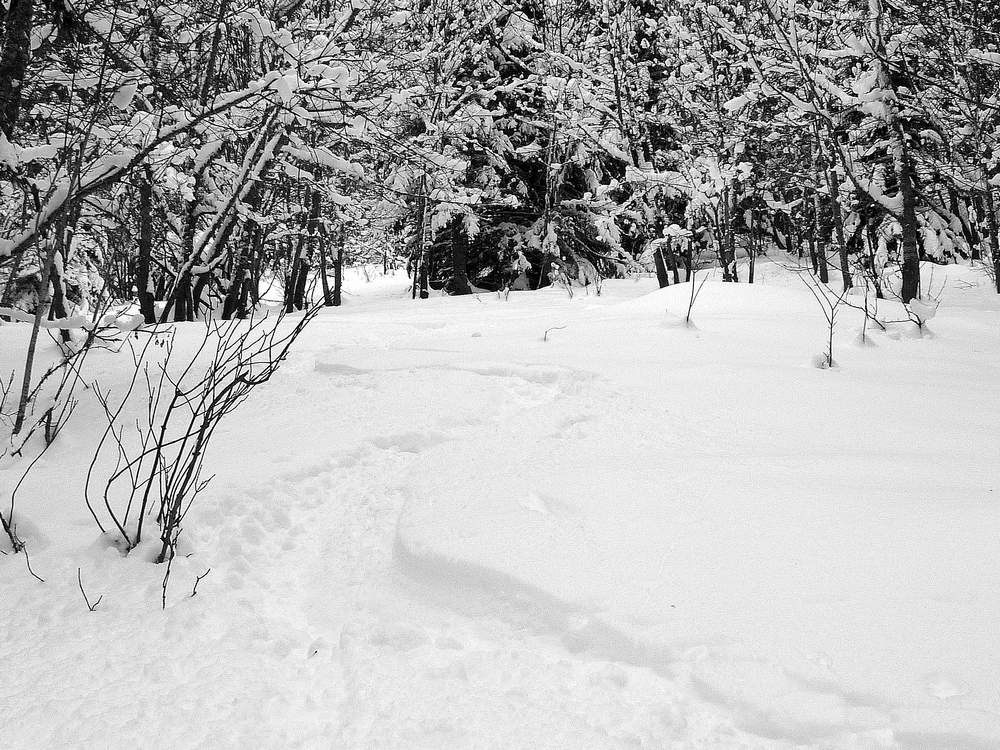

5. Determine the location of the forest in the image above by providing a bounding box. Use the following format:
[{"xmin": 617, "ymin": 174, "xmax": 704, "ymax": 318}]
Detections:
[
  {"xmin": 0, "ymin": 0, "xmax": 998, "ymax": 321},
  {"xmin": 2, "ymin": 1, "xmax": 1000, "ymax": 748}
]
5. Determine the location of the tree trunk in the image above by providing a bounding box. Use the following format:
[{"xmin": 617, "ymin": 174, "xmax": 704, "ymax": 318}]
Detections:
[
  {"xmin": 973, "ymin": 193, "xmax": 988, "ymax": 262},
  {"xmin": 173, "ymin": 271, "xmax": 192, "ymax": 322},
  {"xmin": 826, "ymin": 164, "xmax": 852, "ymax": 291},
  {"xmin": 285, "ymin": 233, "xmax": 309, "ymax": 313},
  {"xmin": 865, "ymin": 220, "xmax": 884, "ymax": 299},
  {"xmin": 191, "ymin": 272, "xmax": 212, "ymax": 316},
  {"xmin": 669, "ymin": 239, "xmax": 681, "ymax": 284},
  {"xmin": 444, "ymin": 223, "xmax": 472, "ymax": 295},
  {"xmin": 318, "ymin": 242, "xmax": 333, "ymax": 306},
  {"xmin": 720, "ymin": 186, "xmax": 735, "ymax": 281},
  {"xmin": 136, "ymin": 167, "xmax": 157, "ymax": 323},
  {"xmin": 412, "ymin": 180, "xmax": 433, "ymax": 299},
  {"xmin": 896, "ymin": 126, "xmax": 921, "ymax": 303},
  {"xmin": 309, "ymin": 192, "xmax": 333, "ymax": 307},
  {"xmin": 12, "ymin": 231, "xmax": 60, "ymax": 434},
  {"xmin": 292, "ymin": 257, "xmax": 309, "ymax": 309},
  {"xmin": 418, "ymin": 254, "xmax": 429, "ymax": 299},
  {"xmin": 951, "ymin": 187, "xmax": 980, "ymax": 261},
  {"xmin": 161, "ymin": 177, "xmax": 201, "ymax": 322},
  {"xmin": 812, "ymin": 142, "xmax": 829, "ymax": 285},
  {"xmin": 332, "ymin": 228, "xmax": 343, "ymax": 306},
  {"xmin": 652, "ymin": 243, "xmax": 670, "ymax": 288},
  {"xmin": 286, "ymin": 195, "xmax": 320, "ymax": 312},
  {"xmin": 985, "ymin": 183, "xmax": 1000, "ymax": 294},
  {"xmin": 414, "ymin": 192, "xmax": 433, "ymax": 299},
  {"xmin": 48, "ymin": 245, "xmax": 70, "ymax": 343},
  {"xmin": 222, "ymin": 248, "xmax": 247, "ymax": 319}
]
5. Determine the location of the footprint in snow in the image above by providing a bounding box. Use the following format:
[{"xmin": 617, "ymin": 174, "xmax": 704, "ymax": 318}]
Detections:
[
  {"xmin": 520, "ymin": 491, "xmax": 551, "ymax": 516},
  {"xmin": 923, "ymin": 672, "xmax": 969, "ymax": 700},
  {"xmin": 369, "ymin": 431, "xmax": 448, "ymax": 454}
]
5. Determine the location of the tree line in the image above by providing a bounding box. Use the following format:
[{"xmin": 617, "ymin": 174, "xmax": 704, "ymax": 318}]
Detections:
[{"xmin": 0, "ymin": 0, "xmax": 996, "ymax": 324}]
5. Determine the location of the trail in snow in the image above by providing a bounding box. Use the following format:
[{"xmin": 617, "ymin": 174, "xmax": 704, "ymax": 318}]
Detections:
[{"xmin": 289, "ymin": 443, "xmax": 765, "ymax": 750}]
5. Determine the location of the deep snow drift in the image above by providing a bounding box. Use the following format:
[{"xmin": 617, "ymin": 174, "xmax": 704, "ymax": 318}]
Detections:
[{"xmin": 2, "ymin": 262, "xmax": 998, "ymax": 750}]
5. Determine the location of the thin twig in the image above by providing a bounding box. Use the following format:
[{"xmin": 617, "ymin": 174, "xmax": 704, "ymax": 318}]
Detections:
[
  {"xmin": 191, "ymin": 568, "xmax": 211, "ymax": 597},
  {"xmin": 543, "ymin": 325, "xmax": 566, "ymax": 341},
  {"xmin": 77, "ymin": 567, "xmax": 103, "ymax": 611}
]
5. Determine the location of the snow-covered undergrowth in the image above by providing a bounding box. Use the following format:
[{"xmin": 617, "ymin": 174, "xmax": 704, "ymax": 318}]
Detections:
[{"xmin": 2, "ymin": 263, "xmax": 998, "ymax": 749}]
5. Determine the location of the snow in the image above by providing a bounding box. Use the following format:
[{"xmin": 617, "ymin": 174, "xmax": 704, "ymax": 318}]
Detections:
[{"xmin": 2, "ymin": 262, "xmax": 999, "ymax": 749}]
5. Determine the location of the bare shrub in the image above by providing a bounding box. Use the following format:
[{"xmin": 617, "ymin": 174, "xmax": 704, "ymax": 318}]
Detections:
[{"xmin": 87, "ymin": 307, "xmax": 319, "ymax": 569}]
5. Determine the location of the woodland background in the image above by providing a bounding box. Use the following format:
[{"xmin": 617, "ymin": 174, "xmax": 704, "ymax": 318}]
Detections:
[{"xmin": 0, "ymin": 0, "xmax": 998, "ymax": 322}]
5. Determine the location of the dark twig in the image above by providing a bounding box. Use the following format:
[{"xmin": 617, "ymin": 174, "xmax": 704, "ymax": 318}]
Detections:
[
  {"xmin": 22, "ymin": 545, "xmax": 45, "ymax": 583},
  {"xmin": 77, "ymin": 567, "xmax": 103, "ymax": 611},
  {"xmin": 543, "ymin": 325, "xmax": 566, "ymax": 342},
  {"xmin": 191, "ymin": 568, "xmax": 211, "ymax": 597}
]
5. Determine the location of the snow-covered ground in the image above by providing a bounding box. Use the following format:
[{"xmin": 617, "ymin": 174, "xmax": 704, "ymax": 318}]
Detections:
[{"xmin": 2, "ymin": 261, "xmax": 999, "ymax": 749}]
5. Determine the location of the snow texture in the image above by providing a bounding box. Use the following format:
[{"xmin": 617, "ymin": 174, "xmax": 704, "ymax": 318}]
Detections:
[{"xmin": 2, "ymin": 262, "xmax": 998, "ymax": 749}]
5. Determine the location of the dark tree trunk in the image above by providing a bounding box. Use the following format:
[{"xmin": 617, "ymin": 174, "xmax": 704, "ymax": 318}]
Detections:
[
  {"xmin": 973, "ymin": 193, "xmax": 988, "ymax": 262},
  {"xmin": 444, "ymin": 224, "xmax": 472, "ymax": 295},
  {"xmin": 817, "ymin": 225, "xmax": 829, "ymax": 285},
  {"xmin": 191, "ymin": 272, "xmax": 211, "ymax": 316},
  {"xmin": 318, "ymin": 242, "xmax": 333, "ymax": 306},
  {"xmin": 951, "ymin": 187, "xmax": 980, "ymax": 261},
  {"xmin": 720, "ymin": 189, "xmax": 735, "ymax": 282},
  {"xmin": 812, "ymin": 184, "xmax": 829, "ymax": 284},
  {"xmin": 865, "ymin": 220, "xmax": 884, "ymax": 299},
  {"xmin": 810, "ymin": 135, "xmax": 830, "ymax": 285},
  {"xmin": 669, "ymin": 239, "xmax": 681, "ymax": 285},
  {"xmin": 985, "ymin": 184, "xmax": 1000, "ymax": 294},
  {"xmin": 136, "ymin": 167, "xmax": 157, "ymax": 323},
  {"xmin": 221, "ymin": 254, "xmax": 245, "ymax": 319},
  {"xmin": 293, "ymin": 258, "xmax": 309, "ymax": 309},
  {"xmin": 652, "ymin": 243, "xmax": 670, "ymax": 288},
  {"xmin": 826, "ymin": 165, "xmax": 852, "ymax": 291},
  {"xmin": 332, "ymin": 228, "xmax": 343, "ymax": 306},
  {"xmin": 413, "ymin": 190, "xmax": 430, "ymax": 299},
  {"xmin": 227, "ymin": 225, "xmax": 260, "ymax": 319},
  {"xmin": 173, "ymin": 272, "xmax": 192, "ymax": 322},
  {"xmin": 161, "ymin": 176, "xmax": 202, "ymax": 323},
  {"xmin": 285, "ymin": 197, "xmax": 318, "ymax": 312},
  {"xmin": 285, "ymin": 238, "xmax": 309, "ymax": 313},
  {"xmin": 418, "ymin": 255, "xmax": 429, "ymax": 299},
  {"xmin": 309, "ymin": 193, "xmax": 333, "ymax": 306},
  {"xmin": 48, "ymin": 245, "xmax": 70, "ymax": 343},
  {"xmin": 897, "ymin": 128, "xmax": 921, "ymax": 303}
]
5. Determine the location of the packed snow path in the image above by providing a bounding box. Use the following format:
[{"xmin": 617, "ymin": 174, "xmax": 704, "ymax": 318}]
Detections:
[{"xmin": 2, "ymin": 264, "xmax": 999, "ymax": 749}]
